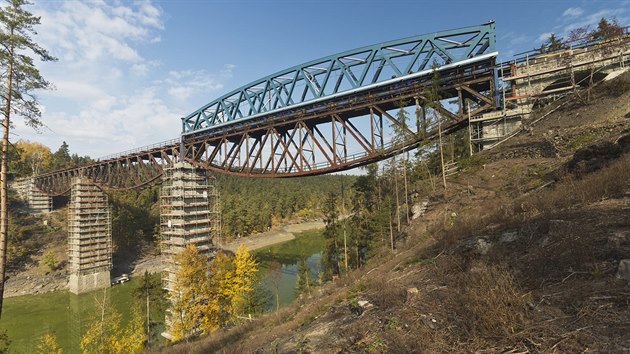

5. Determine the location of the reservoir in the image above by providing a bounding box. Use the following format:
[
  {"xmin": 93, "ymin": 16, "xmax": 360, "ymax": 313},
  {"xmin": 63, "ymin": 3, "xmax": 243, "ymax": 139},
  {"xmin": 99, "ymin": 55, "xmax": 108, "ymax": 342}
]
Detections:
[{"xmin": 0, "ymin": 228, "xmax": 325, "ymax": 353}]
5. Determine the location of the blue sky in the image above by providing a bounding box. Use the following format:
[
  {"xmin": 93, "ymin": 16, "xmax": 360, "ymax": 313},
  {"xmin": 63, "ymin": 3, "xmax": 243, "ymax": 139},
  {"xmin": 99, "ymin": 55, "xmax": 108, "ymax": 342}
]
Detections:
[{"xmin": 12, "ymin": 0, "xmax": 629, "ymax": 158}]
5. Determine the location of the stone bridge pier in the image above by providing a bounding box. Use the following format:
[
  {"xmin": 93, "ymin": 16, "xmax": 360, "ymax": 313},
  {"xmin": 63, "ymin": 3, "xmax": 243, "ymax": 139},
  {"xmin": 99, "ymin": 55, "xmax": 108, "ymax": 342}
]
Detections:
[
  {"xmin": 67, "ymin": 177, "xmax": 112, "ymax": 294},
  {"xmin": 159, "ymin": 162, "xmax": 221, "ymax": 339},
  {"xmin": 11, "ymin": 177, "xmax": 52, "ymax": 213}
]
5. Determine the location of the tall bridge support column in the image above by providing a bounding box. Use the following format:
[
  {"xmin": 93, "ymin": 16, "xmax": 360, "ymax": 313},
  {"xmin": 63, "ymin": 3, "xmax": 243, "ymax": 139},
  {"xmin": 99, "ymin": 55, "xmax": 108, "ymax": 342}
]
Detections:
[
  {"xmin": 11, "ymin": 177, "xmax": 52, "ymax": 213},
  {"xmin": 67, "ymin": 177, "xmax": 112, "ymax": 295},
  {"xmin": 160, "ymin": 162, "xmax": 220, "ymax": 339}
]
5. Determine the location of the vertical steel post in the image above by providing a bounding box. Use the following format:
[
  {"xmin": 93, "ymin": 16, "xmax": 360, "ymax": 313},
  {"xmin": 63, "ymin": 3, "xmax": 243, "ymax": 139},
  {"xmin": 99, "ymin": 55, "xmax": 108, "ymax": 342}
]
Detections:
[
  {"xmin": 467, "ymin": 102, "xmax": 473, "ymax": 156},
  {"xmin": 369, "ymin": 107, "xmax": 375, "ymax": 150}
]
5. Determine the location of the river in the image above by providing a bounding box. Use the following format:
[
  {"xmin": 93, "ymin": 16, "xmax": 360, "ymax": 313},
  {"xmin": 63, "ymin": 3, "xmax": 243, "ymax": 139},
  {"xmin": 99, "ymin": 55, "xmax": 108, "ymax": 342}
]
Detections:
[
  {"xmin": 254, "ymin": 229, "xmax": 324, "ymax": 309},
  {"xmin": 0, "ymin": 229, "xmax": 325, "ymax": 353}
]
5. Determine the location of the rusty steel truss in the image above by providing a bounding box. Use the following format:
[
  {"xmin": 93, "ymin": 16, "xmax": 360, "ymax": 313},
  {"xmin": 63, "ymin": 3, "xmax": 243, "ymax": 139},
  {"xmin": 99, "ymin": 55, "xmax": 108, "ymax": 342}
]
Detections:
[
  {"xmin": 34, "ymin": 57, "xmax": 496, "ymax": 195},
  {"xmin": 34, "ymin": 142, "xmax": 180, "ymax": 195},
  {"xmin": 182, "ymin": 58, "xmax": 496, "ymax": 177},
  {"xmin": 33, "ymin": 22, "xmax": 499, "ymax": 195}
]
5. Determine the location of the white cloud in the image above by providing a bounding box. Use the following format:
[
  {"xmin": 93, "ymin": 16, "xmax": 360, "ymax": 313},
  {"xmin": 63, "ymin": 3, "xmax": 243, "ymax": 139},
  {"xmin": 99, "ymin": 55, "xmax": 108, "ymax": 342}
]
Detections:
[
  {"xmin": 14, "ymin": 1, "xmax": 237, "ymax": 158},
  {"xmin": 501, "ymin": 32, "xmax": 532, "ymax": 46},
  {"xmin": 560, "ymin": 7, "xmax": 628, "ymax": 36},
  {"xmin": 222, "ymin": 64, "xmax": 237, "ymax": 76},
  {"xmin": 162, "ymin": 65, "xmax": 235, "ymax": 100},
  {"xmin": 563, "ymin": 7, "xmax": 584, "ymax": 17},
  {"xmin": 34, "ymin": 1, "xmax": 163, "ymax": 66},
  {"xmin": 15, "ymin": 87, "xmax": 182, "ymax": 157},
  {"xmin": 46, "ymin": 81, "xmax": 108, "ymax": 101},
  {"xmin": 538, "ymin": 32, "xmax": 552, "ymax": 42}
]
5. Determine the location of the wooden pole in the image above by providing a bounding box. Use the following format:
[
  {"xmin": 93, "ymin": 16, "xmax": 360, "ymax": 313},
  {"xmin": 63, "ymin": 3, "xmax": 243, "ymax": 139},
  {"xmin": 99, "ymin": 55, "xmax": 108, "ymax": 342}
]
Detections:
[{"xmin": 437, "ymin": 112, "xmax": 447, "ymax": 191}]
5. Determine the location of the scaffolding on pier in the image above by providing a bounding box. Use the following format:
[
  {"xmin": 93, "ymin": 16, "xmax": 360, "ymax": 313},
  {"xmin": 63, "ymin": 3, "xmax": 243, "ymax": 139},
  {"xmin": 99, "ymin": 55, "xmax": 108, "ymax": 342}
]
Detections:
[
  {"xmin": 11, "ymin": 177, "xmax": 52, "ymax": 213},
  {"xmin": 67, "ymin": 178, "xmax": 112, "ymax": 294},
  {"xmin": 160, "ymin": 162, "xmax": 221, "ymax": 292}
]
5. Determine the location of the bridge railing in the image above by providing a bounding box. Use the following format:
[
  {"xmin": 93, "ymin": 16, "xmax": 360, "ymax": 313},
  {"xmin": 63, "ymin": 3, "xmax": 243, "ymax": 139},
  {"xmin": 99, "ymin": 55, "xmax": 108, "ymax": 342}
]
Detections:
[
  {"xmin": 502, "ymin": 27, "xmax": 630, "ymax": 67},
  {"xmin": 97, "ymin": 138, "xmax": 181, "ymax": 161}
]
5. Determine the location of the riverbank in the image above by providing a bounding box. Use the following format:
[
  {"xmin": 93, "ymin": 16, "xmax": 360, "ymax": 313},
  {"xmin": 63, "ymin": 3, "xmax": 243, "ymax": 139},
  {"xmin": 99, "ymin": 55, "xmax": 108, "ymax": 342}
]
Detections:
[
  {"xmin": 219, "ymin": 220, "xmax": 325, "ymax": 252},
  {"xmin": 2, "ymin": 220, "xmax": 327, "ymax": 297},
  {"xmin": 130, "ymin": 220, "xmax": 326, "ymax": 275}
]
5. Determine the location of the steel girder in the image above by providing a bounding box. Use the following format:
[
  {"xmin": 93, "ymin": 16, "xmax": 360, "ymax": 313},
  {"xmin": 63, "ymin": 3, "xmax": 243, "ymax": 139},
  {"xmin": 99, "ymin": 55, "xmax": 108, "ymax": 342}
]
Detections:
[
  {"xmin": 181, "ymin": 58, "xmax": 496, "ymax": 177},
  {"xmin": 34, "ymin": 141, "xmax": 180, "ymax": 195},
  {"xmin": 33, "ymin": 23, "xmax": 498, "ymax": 192},
  {"xmin": 33, "ymin": 57, "xmax": 495, "ymax": 193},
  {"xmin": 182, "ymin": 22, "xmax": 496, "ymax": 134}
]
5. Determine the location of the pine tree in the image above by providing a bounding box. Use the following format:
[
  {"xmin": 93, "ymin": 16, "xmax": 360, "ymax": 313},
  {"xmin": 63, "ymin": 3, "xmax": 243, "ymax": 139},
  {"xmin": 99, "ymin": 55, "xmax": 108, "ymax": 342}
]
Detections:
[
  {"xmin": 322, "ymin": 193, "xmax": 340, "ymax": 277},
  {"xmin": 590, "ymin": 17, "xmax": 625, "ymax": 41},
  {"xmin": 538, "ymin": 33, "xmax": 567, "ymax": 53},
  {"xmin": 51, "ymin": 141, "xmax": 71, "ymax": 170},
  {"xmin": 295, "ymin": 257, "xmax": 312, "ymax": 295},
  {"xmin": 0, "ymin": 0, "xmax": 56, "ymax": 318},
  {"xmin": 133, "ymin": 271, "xmax": 166, "ymax": 347}
]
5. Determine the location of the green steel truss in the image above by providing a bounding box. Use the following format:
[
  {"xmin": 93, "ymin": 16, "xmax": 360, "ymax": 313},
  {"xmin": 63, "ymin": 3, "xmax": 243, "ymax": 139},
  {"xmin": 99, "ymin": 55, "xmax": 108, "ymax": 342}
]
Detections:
[{"xmin": 181, "ymin": 22, "xmax": 496, "ymax": 134}]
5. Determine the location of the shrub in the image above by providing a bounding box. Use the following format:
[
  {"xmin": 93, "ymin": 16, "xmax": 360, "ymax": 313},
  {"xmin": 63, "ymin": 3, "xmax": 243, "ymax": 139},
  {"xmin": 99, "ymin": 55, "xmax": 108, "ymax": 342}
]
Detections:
[{"xmin": 40, "ymin": 251, "xmax": 57, "ymax": 273}]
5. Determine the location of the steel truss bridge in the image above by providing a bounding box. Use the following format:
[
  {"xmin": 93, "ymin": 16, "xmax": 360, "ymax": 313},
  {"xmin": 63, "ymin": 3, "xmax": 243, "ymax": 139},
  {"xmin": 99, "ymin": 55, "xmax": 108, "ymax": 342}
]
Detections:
[{"xmin": 34, "ymin": 22, "xmax": 498, "ymax": 195}]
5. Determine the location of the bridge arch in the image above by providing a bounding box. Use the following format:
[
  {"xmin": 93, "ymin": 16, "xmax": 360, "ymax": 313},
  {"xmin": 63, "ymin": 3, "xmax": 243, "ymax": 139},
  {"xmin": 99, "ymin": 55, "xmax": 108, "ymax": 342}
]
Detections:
[{"xmin": 34, "ymin": 22, "xmax": 499, "ymax": 193}]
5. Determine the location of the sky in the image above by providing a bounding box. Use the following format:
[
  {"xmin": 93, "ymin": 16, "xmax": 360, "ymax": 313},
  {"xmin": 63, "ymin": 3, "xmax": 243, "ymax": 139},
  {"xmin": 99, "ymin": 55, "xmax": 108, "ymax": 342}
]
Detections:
[{"xmin": 10, "ymin": 0, "xmax": 630, "ymax": 158}]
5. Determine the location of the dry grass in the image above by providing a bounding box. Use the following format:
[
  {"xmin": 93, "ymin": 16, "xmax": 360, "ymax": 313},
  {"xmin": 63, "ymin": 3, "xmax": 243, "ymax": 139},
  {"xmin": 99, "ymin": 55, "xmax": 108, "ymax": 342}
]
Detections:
[
  {"xmin": 437, "ymin": 152, "xmax": 630, "ymax": 252},
  {"xmin": 449, "ymin": 263, "xmax": 530, "ymax": 338}
]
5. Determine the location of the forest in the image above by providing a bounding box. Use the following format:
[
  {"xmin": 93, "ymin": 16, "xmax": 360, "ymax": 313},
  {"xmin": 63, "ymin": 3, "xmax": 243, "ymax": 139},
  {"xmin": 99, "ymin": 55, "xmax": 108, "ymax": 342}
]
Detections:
[{"xmin": 7, "ymin": 140, "xmax": 356, "ymax": 263}]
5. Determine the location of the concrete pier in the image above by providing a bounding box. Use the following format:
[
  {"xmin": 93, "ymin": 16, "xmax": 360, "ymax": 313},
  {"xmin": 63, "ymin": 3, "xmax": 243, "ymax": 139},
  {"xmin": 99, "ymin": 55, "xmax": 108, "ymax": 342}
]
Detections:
[
  {"xmin": 67, "ymin": 178, "xmax": 112, "ymax": 294},
  {"xmin": 160, "ymin": 162, "xmax": 220, "ymax": 338}
]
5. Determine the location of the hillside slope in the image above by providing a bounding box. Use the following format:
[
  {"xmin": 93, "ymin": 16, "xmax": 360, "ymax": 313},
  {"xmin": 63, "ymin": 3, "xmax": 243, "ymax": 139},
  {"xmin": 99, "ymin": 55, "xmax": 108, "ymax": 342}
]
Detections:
[{"xmin": 161, "ymin": 73, "xmax": 630, "ymax": 353}]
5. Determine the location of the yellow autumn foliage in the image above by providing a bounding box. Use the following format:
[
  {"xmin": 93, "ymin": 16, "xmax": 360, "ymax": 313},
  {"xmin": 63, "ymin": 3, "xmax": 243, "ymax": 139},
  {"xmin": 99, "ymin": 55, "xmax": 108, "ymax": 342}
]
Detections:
[
  {"xmin": 168, "ymin": 243, "xmax": 259, "ymax": 340},
  {"xmin": 80, "ymin": 307, "xmax": 145, "ymax": 354},
  {"xmin": 36, "ymin": 332, "xmax": 62, "ymax": 354}
]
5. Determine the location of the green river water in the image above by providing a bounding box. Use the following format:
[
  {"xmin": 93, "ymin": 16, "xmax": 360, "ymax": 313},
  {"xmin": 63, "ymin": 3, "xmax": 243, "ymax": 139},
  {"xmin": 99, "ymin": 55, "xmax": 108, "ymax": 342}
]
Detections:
[{"xmin": 0, "ymin": 229, "xmax": 324, "ymax": 353}]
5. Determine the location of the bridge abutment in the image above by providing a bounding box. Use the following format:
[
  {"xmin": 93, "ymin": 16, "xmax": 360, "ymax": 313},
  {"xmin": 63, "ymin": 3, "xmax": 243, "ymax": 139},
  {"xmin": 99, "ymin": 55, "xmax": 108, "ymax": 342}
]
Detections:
[
  {"xmin": 473, "ymin": 36, "xmax": 630, "ymax": 150},
  {"xmin": 67, "ymin": 177, "xmax": 112, "ymax": 294},
  {"xmin": 160, "ymin": 162, "xmax": 220, "ymax": 339}
]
